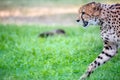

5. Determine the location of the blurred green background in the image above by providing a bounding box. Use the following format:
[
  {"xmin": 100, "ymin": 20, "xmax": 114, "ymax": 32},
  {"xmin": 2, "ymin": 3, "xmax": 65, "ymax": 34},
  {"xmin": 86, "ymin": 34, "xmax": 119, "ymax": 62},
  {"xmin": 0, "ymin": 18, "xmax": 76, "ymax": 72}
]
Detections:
[{"xmin": 0, "ymin": 0, "xmax": 120, "ymax": 80}]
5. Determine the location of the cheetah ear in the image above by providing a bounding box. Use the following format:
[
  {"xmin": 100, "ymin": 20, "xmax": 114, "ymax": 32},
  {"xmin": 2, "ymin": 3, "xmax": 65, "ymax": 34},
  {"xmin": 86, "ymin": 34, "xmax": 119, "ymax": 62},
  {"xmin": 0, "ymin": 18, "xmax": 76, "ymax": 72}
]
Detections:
[
  {"xmin": 95, "ymin": 3, "xmax": 101, "ymax": 11},
  {"xmin": 89, "ymin": 2, "xmax": 100, "ymax": 10},
  {"xmin": 91, "ymin": 2, "xmax": 96, "ymax": 8},
  {"xmin": 93, "ymin": 3, "xmax": 101, "ymax": 16}
]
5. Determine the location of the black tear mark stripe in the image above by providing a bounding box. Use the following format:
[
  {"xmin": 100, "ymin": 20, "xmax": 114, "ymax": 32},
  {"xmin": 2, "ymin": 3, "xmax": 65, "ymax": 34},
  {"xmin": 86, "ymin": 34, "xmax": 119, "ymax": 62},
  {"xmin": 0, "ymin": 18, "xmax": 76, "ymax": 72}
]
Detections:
[{"xmin": 102, "ymin": 51, "xmax": 113, "ymax": 57}]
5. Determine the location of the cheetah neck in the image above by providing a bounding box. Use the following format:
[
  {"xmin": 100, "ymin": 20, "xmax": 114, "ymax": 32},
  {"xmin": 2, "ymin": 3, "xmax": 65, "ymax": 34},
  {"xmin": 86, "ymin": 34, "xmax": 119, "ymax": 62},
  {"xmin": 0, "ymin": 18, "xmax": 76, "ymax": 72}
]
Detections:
[{"xmin": 98, "ymin": 4, "xmax": 112, "ymax": 26}]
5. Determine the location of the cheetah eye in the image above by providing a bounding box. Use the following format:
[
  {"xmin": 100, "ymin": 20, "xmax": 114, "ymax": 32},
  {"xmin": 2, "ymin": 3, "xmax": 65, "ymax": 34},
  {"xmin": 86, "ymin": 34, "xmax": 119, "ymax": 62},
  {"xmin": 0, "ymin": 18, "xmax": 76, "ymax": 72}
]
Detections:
[
  {"xmin": 82, "ymin": 12, "xmax": 85, "ymax": 14},
  {"xmin": 93, "ymin": 7, "xmax": 96, "ymax": 10},
  {"xmin": 81, "ymin": 12, "xmax": 91, "ymax": 17},
  {"xmin": 93, "ymin": 7, "xmax": 99, "ymax": 11}
]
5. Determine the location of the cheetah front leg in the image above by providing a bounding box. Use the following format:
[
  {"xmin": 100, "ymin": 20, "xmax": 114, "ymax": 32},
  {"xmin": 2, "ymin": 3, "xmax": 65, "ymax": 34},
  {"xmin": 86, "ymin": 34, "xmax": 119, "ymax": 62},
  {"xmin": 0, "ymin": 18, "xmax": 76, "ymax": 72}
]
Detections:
[{"xmin": 79, "ymin": 42, "xmax": 118, "ymax": 80}]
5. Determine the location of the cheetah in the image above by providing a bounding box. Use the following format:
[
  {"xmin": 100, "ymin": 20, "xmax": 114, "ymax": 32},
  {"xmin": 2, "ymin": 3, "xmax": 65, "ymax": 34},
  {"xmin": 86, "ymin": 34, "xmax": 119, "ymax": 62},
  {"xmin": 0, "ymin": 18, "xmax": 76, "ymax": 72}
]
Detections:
[{"xmin": 76, "ymin": 2, "xmax": 120, "ymax": 80}]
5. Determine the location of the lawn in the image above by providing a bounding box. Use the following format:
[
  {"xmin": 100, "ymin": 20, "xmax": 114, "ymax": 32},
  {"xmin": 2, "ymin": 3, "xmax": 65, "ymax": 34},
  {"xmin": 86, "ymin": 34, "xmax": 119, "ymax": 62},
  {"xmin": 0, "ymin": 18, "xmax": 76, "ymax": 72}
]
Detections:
[{"xmin": 0, "ymin": 24, "xmax": 120, "ymax": 80}]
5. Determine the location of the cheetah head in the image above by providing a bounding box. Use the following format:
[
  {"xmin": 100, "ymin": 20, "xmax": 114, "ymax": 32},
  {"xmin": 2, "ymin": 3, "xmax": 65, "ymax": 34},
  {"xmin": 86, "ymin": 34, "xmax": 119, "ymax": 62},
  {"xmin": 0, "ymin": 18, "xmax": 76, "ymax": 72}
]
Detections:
[{"xmin": 76, "ymin": 2, "xmax": 101, "ymax": 27}]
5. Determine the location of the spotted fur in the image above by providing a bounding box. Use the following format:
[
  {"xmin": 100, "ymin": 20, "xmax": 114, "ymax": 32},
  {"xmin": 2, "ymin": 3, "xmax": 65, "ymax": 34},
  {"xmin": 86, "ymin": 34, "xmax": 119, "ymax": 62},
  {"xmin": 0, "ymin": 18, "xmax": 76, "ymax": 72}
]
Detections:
[{"xmin": 76, "ymin": 2, "xmax": 120, "ymax": 80}]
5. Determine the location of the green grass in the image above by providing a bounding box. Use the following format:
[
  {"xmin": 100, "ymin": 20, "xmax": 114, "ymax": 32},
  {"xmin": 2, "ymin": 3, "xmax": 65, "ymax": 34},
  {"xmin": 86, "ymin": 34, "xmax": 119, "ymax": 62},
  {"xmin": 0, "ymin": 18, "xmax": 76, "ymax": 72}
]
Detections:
[{"xmin": 0, "ymin": 24, "xmax": 120, "ymax": 80}]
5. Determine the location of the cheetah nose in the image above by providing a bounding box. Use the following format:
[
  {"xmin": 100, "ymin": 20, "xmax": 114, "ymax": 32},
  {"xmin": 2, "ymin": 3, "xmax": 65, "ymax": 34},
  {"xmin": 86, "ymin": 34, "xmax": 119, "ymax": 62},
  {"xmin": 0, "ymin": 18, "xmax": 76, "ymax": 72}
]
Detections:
[
  {"xmin": 76, "ymin": 19, "xmax": 80, "ymax": 22},
  {"xmin": 83, "ymin": 21, "xmax": 88, "ymax": 27}
]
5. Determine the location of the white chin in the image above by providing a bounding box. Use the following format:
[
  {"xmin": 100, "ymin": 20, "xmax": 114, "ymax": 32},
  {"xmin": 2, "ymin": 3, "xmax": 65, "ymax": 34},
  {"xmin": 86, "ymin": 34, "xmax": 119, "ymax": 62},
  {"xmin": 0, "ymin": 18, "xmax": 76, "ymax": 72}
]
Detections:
[{"xmin": 89, "ymin": 20, "xmax": 98, "ymax": 25}]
